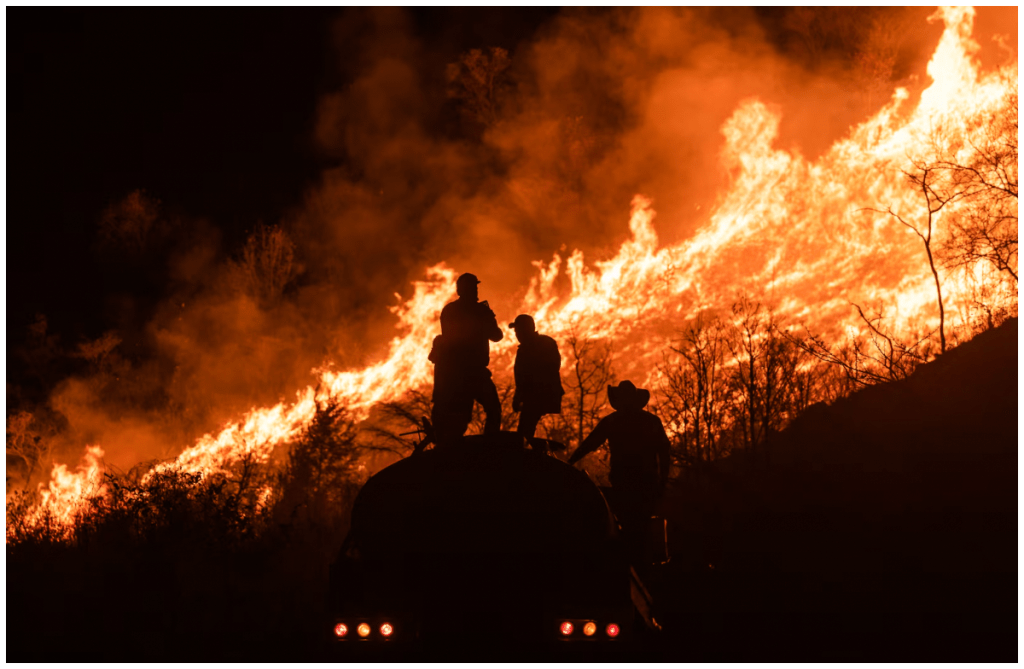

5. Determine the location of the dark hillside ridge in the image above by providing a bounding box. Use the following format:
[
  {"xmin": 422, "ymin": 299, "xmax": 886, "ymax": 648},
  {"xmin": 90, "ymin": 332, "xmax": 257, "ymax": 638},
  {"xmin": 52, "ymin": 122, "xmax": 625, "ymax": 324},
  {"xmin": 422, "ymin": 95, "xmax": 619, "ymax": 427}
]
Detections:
[
  {"xmin": 753, "ymin": 315, "xmax": 1016, "ymax": 576},
  {"xmin": 771, "ymin": 315, "xmax": 1016, "ymax": 468},
  {"xmin": 657, "ymin": 317, "xmax": 1016, "ymax": 661}
]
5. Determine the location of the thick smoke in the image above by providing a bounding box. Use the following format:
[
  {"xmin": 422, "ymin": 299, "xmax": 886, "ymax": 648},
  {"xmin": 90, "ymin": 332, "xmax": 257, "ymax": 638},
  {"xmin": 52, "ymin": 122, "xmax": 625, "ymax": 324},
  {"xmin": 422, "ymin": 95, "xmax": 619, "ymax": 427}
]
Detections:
[
  {"xmin": 286, "ymin": 8, "xmax": 960, "ymax": 318},
  {"xmin": 10, "ymin": 7, "xmax": 1014, "ymax": 477}
]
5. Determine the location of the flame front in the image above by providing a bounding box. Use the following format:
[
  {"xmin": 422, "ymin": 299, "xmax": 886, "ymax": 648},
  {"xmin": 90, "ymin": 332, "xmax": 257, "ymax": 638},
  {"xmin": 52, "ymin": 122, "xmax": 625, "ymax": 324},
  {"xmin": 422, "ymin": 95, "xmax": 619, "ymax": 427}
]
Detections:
[
  {"xmin": 11, "ymin": 446, "xmax": 107, "ymax": 541},
  {"xmin": 13, "ymin": 7, "xmax": 1017, "ymax": 535}
]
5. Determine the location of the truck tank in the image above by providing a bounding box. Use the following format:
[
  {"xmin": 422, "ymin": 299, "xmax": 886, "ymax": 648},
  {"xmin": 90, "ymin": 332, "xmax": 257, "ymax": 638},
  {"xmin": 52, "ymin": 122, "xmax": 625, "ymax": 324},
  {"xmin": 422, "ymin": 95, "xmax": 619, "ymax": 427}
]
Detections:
[{"xmin": 327, "ymin": 433, "xmax": 646, "ymax": 652}]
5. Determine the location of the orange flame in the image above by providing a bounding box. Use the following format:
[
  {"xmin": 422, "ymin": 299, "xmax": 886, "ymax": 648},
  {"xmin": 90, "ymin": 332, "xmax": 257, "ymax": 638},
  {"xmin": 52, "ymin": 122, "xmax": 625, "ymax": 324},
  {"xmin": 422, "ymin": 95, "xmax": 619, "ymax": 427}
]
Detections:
[
  {"xmin": 12, "ymin": 7, "xmax": 1017, "ymax": 537},
  {"xmin": 12, "ymin": 446, "xmax": 107, "ymax": 541}
]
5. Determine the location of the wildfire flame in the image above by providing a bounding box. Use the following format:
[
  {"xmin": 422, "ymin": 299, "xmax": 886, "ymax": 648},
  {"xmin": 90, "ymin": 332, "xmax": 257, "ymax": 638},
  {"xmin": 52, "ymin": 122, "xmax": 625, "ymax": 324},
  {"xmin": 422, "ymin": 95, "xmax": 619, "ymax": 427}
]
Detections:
[
  {"xmin": 12, "ymin": 7, "xmax": 1017, "ymax": 536},
  {"xmin": 10, "ymin": 446, "xmax": 107, "ymax": 541}
]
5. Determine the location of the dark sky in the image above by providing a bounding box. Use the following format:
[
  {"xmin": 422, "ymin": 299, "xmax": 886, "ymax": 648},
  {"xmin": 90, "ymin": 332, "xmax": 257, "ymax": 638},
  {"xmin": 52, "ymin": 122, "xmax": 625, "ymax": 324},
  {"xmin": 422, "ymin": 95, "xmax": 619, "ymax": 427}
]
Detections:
[{"xmin": 7, "ymin": 8, "xmax": 560, "ymax": 348}]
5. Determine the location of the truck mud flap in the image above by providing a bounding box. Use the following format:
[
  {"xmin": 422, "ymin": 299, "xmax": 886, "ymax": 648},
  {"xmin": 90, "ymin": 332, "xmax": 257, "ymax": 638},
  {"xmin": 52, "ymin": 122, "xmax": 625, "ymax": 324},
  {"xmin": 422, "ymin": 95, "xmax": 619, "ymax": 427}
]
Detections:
[{"xmin": 629, "ymin": 566, "xmax": 661, "ymax": 631}]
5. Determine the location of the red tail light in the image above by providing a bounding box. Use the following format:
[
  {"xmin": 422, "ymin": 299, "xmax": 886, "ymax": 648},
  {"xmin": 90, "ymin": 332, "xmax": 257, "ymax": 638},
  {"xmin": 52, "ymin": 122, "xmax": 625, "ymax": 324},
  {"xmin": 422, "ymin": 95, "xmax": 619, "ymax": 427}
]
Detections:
[
  {"xmin": 333, "ymin": 623, "xmax": 348, "ymax": 638},
  {"xmin": 380, "ymin": 622, "xmax": 394, "ymax": 637},
  {"xmin": 606, "ymin": 623, "xmax": 620, "ymax": 638},
  {"xmin": 560, "ymin": 621, "xmax": 574, "ymax": 636}
]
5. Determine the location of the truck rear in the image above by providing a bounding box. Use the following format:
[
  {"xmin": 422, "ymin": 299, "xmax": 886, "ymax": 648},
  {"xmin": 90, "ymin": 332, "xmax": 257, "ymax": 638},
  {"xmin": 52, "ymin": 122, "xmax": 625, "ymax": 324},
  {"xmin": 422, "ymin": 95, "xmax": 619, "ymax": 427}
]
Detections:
[{"xmin": 326, "ymin": 433, "xmax": 645, "ymax": 656}]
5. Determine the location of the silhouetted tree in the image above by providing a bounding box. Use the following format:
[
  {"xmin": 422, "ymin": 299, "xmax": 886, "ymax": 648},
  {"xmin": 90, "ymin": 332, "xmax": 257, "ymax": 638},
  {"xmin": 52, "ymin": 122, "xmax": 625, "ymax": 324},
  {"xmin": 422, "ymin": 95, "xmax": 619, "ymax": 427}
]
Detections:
[
  {"xmin": 788, "ymin": 302, "xmax": 935, "ymax": 387},
  {"xmin": 869, "ymin": 164, "xmax": 951, "ymax": 353},
  {"xmin": 551, "ymin": 324, "xmax": 614, "ymax": 456},
  {"xmin": 727, "ymin": 297, "xmax": 806, "ymax": 453},
  {"xmin": 656, "ymin": 312, "xmax": 731, "ymax": 465},
  {"xmin": 277, "ymin": 396, "xmax": 359, "ymax": 527},
  {"xmin": 6, "ymin": 411, "xmax": 50, "ymax": 487},
  {"xmin": 364, "ymin": 388, "xmax": 435, "ymax": 454},
  {"xmin": 97, "ymin": 189, "xmax": 164, "ymax": 253},
  {"xmin": 233, "ymin": 223, "xmax": 298, "ymax": 305},
  {"xmin": 446, "ymin": 47, "xmax": 512, "ymax": 129},
  {"xmin": 933, "ymin": 86, "xmax": 1018, "ymax": 283},
  {"xmin": 559, "ymin": 115, "xmax": 598, "ymax": 193},
  {"xmin": 852, "ymin": 10, "xmax": 918, "ymax": 109}
]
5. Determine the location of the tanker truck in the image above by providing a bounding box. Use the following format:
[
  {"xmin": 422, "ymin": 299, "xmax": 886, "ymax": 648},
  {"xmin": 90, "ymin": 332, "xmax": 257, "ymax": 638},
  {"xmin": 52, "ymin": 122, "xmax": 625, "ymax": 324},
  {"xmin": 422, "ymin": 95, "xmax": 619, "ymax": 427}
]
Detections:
[{"xmin": 325, "ymin": 432, "xmax": 660, "ymax": 657}]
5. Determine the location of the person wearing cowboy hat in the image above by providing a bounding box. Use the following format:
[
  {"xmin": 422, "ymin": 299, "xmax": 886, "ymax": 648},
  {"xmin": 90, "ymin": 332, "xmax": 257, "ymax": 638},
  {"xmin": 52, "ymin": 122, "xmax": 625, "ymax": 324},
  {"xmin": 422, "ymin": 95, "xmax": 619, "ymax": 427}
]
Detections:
[
  {"xmin": 508, "ymin": 314, "xmax": 564, "ymax": 447},
  {"xmin": 568, "ymin": 380, "xmax": 671, "ymax": 563}
]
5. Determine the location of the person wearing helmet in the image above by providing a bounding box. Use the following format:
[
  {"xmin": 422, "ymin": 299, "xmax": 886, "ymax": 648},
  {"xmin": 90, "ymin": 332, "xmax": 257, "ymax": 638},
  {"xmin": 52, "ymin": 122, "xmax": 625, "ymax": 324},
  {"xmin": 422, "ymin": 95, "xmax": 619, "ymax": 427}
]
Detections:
[
  {"xmin": 508, "ymin": 314, "xmax": 564, "ymax": 447},
  {"xmin": 430, "ymin": 273, "xmax": 504, "ymax": 442}
]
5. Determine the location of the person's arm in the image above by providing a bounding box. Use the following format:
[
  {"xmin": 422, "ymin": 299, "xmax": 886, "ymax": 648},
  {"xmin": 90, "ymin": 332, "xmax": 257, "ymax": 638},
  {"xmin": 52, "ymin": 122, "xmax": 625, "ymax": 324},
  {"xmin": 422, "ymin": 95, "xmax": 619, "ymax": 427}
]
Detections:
[
  {"xmin": 428, "ymin": 335, "xmax": 442, "ymax": 364},
  {"xmin": 480, "ymin": 301, "xmax": 504, "ymax": 342},
  {"xmin": 543, "ymin": 337, "xmax": 562, "ymax": 376},
  {"xmin": 512, "ymin": 355, "xmax": 523, "ymax": 411},
  {"xmin": 654, "ymin": 416, "xmax": 672, "ymax": 491},
  {"xmin": 568, "ymin": 417, "xmax": 609, "ymax": 465}
]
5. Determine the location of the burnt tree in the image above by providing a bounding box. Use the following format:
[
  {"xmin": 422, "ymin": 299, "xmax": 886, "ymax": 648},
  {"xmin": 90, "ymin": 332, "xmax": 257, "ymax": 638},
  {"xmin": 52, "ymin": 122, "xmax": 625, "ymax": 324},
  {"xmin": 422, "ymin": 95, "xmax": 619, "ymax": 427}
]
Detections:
[{"xmin": 657, "ymin": 312, "xmax": 731, "ymax": 465}]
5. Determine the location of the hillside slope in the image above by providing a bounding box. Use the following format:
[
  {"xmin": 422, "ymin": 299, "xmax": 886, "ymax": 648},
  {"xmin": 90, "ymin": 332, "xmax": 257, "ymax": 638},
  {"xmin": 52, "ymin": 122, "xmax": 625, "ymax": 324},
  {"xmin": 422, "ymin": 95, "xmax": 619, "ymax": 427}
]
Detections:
[{"xmin": 657, "ymin": 317, "xmax": 1017, "ymax": 661}]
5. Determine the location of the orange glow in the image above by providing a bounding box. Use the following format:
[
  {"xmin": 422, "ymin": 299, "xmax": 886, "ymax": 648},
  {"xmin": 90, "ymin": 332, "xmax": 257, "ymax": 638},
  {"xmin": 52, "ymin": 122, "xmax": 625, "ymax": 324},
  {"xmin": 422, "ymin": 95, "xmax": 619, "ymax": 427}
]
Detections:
[
  {"xmin": 10, "ymin": 446, "xmax": 107, "ymax": 542},
  {"xmin": 11, "ymin": 7, "xmax": 1018, "ymax": 538},
  {"xmin": 380, "ymin": 622, "xmax": 394, "ymax": 637},
  {"xmin": 334, "ymin": 623, "xmax": 348, "ymax": 638},
  {"xmin": 606, "ymin": 623, "xmax": 620, "ymax": 638},
  {"xmin": 583, "ymin": 622, "xmax": 597, "ymax": 636},
  {"xmin": 560, "ymin": 621, "xmax": 574, "ymax": 636},
  {"xmin": 357, "ymin": 623, "xmax": 371, "ymax": 638}
]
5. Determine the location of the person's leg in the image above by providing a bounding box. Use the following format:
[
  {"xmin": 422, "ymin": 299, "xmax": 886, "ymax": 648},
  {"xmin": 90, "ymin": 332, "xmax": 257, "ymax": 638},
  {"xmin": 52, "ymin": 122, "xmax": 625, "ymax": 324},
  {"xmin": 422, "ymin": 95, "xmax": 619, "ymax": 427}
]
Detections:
[
  {"xmin": 433, "ymin": 378, "xmax": 473, "ymax": 445},
  {"xmin": 452, "ymin": 392, "xmax": 474, "ymax": 438},
  {"xmin": 516, "ymin": 405, "xmax": 548, "ymax": 452},
  {"xmin": 516, "ymin": 405, "xmax": 542, "ymax": 439},
  {"xmin": 614, "ymin": 485, "xmax": 655, "ymax": 568},
  {"xmin": 474, "ymin": 373, "xmax": 502, "ymax": 434}
]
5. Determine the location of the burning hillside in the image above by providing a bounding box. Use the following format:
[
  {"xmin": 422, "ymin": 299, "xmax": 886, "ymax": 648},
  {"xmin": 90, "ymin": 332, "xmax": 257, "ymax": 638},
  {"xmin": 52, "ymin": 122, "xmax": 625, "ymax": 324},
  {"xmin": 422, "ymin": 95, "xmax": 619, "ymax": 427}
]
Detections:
[{"xmin": 7, "ymin": 7, "xmax": 1017, "ymax": 540}]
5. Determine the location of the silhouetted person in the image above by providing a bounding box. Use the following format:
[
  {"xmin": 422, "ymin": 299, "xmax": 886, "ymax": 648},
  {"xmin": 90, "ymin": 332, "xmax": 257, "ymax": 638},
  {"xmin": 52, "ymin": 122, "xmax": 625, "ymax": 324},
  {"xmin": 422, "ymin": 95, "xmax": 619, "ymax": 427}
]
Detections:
[
  {"xmin": 568, "ymin": 380, "xmax": 671, "ymax": 565},
  {"xmin": 509, "ymin": 314, "xmax": 564, "ymax": 448},
  {"xmin": 430, "ymin": 273, "xmax": 504, "ymax": 442},
  {"xmin": 428, "ymin": 332, "xmax": 468, "ymax": 445}
]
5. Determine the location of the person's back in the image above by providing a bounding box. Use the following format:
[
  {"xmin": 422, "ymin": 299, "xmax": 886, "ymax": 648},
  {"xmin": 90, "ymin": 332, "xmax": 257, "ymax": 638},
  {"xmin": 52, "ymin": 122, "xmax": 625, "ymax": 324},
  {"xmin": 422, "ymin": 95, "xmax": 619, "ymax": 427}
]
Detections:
[
  {"xmin": 569, "ymin": 381, "xmax": 670, "ymax": 488},
  {"xmin": 508, "ymin": 315, "xmax": 564, "ymax": 445},
  {"xmin": 510, "ymin": 317, "xmax": 562, "ymax": 404},
  {"xmin": 588, "ymin": 409, "xmax": 668, "ymax": 490},
  {"xmin": 440, "ymin": 298, "xmax": 501, "ymax": 370},
  {"xmin": 514, "ymin": 334, "xmax": 561, "ymax": 400}
]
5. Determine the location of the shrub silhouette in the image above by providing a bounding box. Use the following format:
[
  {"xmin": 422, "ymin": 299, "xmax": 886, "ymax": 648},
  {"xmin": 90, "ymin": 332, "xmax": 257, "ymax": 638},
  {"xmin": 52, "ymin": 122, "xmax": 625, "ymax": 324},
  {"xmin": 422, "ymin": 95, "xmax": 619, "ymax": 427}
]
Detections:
[{"xmin": 275, "ymin": 395, "xmax": 360, "ymax": 531}]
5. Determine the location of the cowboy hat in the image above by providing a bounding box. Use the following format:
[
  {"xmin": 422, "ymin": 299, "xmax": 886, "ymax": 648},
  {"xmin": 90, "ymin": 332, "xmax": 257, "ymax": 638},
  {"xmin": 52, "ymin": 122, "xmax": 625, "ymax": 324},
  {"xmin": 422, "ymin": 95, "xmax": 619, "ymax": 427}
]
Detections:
[{"xmin": 607, "ymin": 380, "xmax": 650, "ymax": 411}]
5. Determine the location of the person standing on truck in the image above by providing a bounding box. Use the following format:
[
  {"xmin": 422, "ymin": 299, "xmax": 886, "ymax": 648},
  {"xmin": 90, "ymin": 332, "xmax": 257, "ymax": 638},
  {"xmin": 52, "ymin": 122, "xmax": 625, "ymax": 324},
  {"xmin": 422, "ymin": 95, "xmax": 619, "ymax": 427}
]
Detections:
[
  {"xmin": 568, "ymin": 380, "xmax": 671, "ymax": 563},
  {"xmin": 431, "ymin": 272, "xmax": 504, "ymax": 442},
  {"xmin": 508, "ymin": 314, "xmax": 564, "ymax": 449}
]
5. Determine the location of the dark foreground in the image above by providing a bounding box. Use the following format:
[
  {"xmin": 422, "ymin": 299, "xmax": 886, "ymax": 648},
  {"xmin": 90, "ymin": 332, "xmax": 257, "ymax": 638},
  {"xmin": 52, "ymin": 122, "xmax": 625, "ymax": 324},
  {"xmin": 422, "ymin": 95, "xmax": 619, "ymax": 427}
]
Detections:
[{"xmin": 7, "ymin": 320, "xmax": 1016, "ymax": 662}]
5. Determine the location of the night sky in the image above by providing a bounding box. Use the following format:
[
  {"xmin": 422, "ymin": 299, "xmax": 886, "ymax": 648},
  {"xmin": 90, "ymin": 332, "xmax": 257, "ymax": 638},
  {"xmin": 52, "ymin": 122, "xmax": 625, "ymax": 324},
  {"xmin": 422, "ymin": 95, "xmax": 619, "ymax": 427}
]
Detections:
[{"xmin": 7, "ymin": 8, "xmax": 561, "ymax": 346}]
